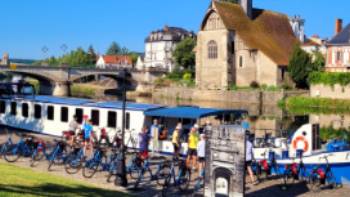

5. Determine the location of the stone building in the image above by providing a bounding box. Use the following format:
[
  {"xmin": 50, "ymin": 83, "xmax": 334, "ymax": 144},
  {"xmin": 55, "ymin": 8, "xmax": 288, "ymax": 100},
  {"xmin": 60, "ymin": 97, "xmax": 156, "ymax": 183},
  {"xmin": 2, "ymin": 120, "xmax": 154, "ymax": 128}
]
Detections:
[
  {"xmin": 325, "ymin": 19, "xmax": 350, "ymax": 72},
  {"xmin": 143, "ymin": 26, "xmax": 195, "ymax": 72},
  {"xmin": 195, "ymin": 0, "xmax": 298, "ymax": 90},
  {"xmin": 289, "ymin": 15, "xmax": 305, "ymax": 43}
]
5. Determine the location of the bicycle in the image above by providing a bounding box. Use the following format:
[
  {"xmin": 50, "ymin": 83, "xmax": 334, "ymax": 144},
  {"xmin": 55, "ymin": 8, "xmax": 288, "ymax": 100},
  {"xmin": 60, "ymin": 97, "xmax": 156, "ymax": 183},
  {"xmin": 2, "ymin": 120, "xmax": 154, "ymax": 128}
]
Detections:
[
  {"xmin": 0, "ymin": 133, "xmax": 14, "ymax": 158},
  {"xmin": 30, "ymin": 139, "xmax": 47, "ymax": 167},
  {"xmin": 307, "ymin": 154, "xmax": 338, "ymax": 192},
  {"xmin": 159, "ymin": 158, "xmax": 191, "ymax": 195},
  {"xmin": 82, "ymin": 145, "xmax": 108, "ymax": 178},
  {"xmin": 4, "ymin": 134, "xmax": 37, "ymax": 163},
  {"xmin": 126, "ymin": 129, "xmax": 138, "ymax": 153},
  {"xmin": 64, "ymin": 145, "xmax": 85, "ymax": 174},
  {"xmin": 106, "ymin": 151, "xmax": 121, "ymax": 184},
  {"xmin": 281, "ymin": 153, "xmax": 307, "ymax": 190},
  {"xmin": 47, "ymin": 139, "xmax": 68, "ymax": 171}
]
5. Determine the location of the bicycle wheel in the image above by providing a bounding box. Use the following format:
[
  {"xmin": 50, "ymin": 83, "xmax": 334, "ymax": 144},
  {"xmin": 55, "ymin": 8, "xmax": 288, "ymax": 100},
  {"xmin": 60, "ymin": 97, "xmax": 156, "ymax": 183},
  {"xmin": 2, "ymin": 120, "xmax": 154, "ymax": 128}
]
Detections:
[
  {"xmin": 30, "ymin": 149, "xmax": 45, "ymax": 167},
  {"xmin": 82, "ymin": 160, "xmax": 100, "ymax": 178},
  {"xmin": 156, "ymin": 164, "xmax": 171, "ymax": 186},
  {"xmin": 177, "ymin": 168, "xmax": 191, "ymax": 191},
  {"xmin": 64, "ymin": 154, "xmax": 82, "ymax": 174},
  {"xmin": 4, "ymin": 145, "xmax": 20, "ymax": 163},
  {"xmin": 307, "ymin": 174, "xmax": 321, "ymax": 192}
]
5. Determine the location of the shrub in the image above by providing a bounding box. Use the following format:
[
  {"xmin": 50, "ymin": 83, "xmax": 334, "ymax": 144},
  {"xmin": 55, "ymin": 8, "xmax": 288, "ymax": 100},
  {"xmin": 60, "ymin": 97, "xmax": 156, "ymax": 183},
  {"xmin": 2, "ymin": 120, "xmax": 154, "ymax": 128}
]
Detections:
[
  {"xmin": 250, "ymin": 81, "xmax": 260, "ymax": 89},
  {"xmin": 309, "ymin": 72, "xmax": 350, "ymax": 87}
]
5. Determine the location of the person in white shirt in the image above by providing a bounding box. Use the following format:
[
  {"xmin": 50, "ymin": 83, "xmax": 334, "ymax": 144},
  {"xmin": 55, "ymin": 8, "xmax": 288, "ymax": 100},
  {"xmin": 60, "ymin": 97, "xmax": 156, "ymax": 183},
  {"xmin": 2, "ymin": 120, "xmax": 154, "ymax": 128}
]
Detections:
[
  {"xmin": 197, "ymin": 134, "xmax": 206, "ymax": 175},
  {"xmin": 246, "ymin": 136, "xmax": 258, "ymax": 185}
]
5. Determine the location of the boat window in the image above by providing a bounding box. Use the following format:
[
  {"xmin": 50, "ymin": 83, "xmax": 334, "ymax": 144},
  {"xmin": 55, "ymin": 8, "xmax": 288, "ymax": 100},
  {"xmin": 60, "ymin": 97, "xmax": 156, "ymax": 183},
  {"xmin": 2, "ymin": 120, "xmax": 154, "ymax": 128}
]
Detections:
[
  {"xmin": 107, "ymin": 111, "xmax": 117, "ymax": 128},
  {"xmin": 61, "ymin": 107, "xmax": 69, "ymax": 122},
  {"xmin": 75, "ymin": 108, "xmax": 83, "ymax": 124},
  {"xmin": 91, "ymin": 110, "xmax": 100, "ymax": 126},
  {"xmin": 34, "ymin": 104, "xmax": 42, "ymax": 119},
  {"xmin": 126, "ymin": 112, "xmax": 130, "ymax": 130},
  {"xmin": 47, "ymin": 105, "xmax": 54, "ymax": 120},
  {"xmin": 10, "ymin": 102, "xmax": 17, "ymax": 116},
  {"xmin": 22, "ymin": 103, "xmax": 29, "ymax": 118},
  {"xmin": 0, "ymin": 101, "xmax": 6, "ymax": 114}
]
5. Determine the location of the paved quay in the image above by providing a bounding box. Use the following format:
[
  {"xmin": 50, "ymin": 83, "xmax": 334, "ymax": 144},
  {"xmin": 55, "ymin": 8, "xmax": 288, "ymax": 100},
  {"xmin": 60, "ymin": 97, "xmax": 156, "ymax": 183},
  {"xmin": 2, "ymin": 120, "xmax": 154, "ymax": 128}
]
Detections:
[{"xmin": 1, "ymin": 128, "xmax": 350, "ymax": 197}]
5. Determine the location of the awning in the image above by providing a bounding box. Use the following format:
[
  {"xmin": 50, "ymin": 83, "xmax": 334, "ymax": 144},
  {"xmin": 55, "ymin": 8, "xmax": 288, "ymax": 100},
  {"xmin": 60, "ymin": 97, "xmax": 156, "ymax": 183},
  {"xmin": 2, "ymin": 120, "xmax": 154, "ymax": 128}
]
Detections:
[{"xmin": 144, "ymin": 106, "xmax": 247, "ymax": 119}]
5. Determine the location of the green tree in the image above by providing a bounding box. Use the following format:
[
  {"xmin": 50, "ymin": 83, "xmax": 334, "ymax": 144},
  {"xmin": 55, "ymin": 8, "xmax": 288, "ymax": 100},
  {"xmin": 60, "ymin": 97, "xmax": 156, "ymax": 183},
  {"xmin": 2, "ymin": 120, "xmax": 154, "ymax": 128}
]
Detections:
[
  {"xmin": 106, "ymin": 42, "xmax": 121, "ymax": 55},
  {"xmin": 288, "ymin": 45, "xmax": 314, "ymax": 89},
  {"xmin": 311, "ymin": 51, "xmax": 325, "ymax": 71},
  {"xmin": 172, "ymin": 37, "xmax": 196, "ymax": 73},
  {"xmin": 128, "ymin": 52, "xmax": 139, "ymax": 66},
  {"xmin": 87, "ymin": 45, "xmax": 97, "ymax": 65}
]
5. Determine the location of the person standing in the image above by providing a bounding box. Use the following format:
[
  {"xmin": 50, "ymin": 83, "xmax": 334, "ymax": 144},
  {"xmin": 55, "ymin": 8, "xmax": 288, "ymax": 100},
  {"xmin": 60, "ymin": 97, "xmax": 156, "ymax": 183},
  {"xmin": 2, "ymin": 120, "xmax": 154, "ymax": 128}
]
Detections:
[
  {"xmin": 139, "ymin": 127, "xmax": 150, "ymax": 160},
  {"xmin": 246, "ymin": 134, "xmax": 258, "ymax": 185},
  {"xmin": 150, "ymin": 119, "xmax": 160, "ymax": 156},
  {"xmin": 66, "ymin": 115, "xmax": 79, "ymax": 146},
  {"xmin": 187, "ymin": 126, "xmax": 199, "ymax": 171},
  {"xmin": 172, "ymin": 127, "xmax": 181, "ymax": 159},
  {"xmin": 83, "ymin": 119, "xmax": 94, "ymax": 158},
  {"xmin": 197, "ymin": 134, "xmax": 206, "ymax": 175}
]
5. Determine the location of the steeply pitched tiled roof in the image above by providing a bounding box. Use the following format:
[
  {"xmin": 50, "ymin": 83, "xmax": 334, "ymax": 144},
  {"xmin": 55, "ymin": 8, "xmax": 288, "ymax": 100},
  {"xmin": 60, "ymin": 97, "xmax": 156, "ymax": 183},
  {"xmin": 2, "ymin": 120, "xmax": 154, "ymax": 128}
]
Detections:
[
  {"xmin": 328, "ymin": 24, "xmax": 350, "ymax": 45},
  {"xmin": 101, "ymin": 55, "xmax": 132, "ymax": 65},
  {"xmin": 213, "ymin": 1, "xmax": 298, "ymax": 65}
]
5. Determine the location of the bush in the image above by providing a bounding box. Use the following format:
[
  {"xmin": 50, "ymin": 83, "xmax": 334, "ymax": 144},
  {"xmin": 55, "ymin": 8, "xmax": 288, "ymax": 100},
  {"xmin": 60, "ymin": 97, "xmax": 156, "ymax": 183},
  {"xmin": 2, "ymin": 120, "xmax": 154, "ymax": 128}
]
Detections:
[
  {"xmin": 309, "ymin": 72, "xmax": 350, "ymax": 87},
  {"xmin": 250, "ymin": 81, "xmax": 260, "ymax": 89}
]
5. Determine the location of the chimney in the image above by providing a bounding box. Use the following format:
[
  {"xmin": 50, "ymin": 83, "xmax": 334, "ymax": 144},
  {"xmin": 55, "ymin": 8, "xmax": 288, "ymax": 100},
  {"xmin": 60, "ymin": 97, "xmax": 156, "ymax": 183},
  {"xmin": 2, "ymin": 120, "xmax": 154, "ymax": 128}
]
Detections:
[
  {"xmin": 335, "ymin": 18, "xmax": 343, "ymax": 35},
  {"xmin": 239, "ymin": 0, "xmax": 252, "ymax": 19}
]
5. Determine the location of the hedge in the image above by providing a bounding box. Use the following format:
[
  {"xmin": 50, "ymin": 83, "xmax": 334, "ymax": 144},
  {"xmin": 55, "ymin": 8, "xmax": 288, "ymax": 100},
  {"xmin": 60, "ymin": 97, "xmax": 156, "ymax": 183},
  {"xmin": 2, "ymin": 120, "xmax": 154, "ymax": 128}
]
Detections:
[{"xmin": 309, "ymin": 72, "xmax": 350, "ymax": 86}]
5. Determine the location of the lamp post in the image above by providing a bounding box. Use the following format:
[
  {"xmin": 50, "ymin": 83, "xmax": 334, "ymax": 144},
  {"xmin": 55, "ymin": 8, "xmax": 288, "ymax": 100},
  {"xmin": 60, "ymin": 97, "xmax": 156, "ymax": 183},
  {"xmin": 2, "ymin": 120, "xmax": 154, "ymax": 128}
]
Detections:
[{"xmin": 117, "ymin": 67, "xmax": 128, "ymax": 187}]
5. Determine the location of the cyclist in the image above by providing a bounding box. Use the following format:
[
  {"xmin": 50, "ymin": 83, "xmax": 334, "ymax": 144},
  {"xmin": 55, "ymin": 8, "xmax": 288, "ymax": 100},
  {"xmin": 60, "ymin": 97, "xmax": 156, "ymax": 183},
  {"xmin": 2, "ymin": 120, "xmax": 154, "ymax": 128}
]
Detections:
[
  {"xmin": 186, "ymin": 125, "xmax": 199, "ymax": 171},
  {"xmin": 83, "ymin": 119, "xmax": 95, "ymax": 157},
  {"xmin": 66, "ymin": 115, "xmax": 80, "ymax": 146},
  {"xmin": 139, "ymin": 126, "xmax": 150, "ymax": 160},
  {"xmin": 98, "ymin": 128, "xmax": 110, "ymax": 162}
]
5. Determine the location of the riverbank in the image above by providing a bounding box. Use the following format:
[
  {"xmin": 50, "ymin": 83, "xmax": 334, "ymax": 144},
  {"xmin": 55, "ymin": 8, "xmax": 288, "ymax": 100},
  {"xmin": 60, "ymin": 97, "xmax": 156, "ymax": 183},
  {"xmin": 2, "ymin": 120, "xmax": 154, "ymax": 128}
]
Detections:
[{"xmin": 282, "ymin": 96, "xmax": 350, "ymax": 114}]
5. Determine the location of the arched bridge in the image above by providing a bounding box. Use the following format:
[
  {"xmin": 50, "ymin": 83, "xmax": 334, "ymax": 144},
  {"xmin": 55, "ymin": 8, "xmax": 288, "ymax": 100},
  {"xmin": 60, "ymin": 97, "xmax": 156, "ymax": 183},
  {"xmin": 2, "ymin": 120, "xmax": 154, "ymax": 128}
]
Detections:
[{"xmin": 0, "ymin": 65, "xmax": 165, "ymax": 96}]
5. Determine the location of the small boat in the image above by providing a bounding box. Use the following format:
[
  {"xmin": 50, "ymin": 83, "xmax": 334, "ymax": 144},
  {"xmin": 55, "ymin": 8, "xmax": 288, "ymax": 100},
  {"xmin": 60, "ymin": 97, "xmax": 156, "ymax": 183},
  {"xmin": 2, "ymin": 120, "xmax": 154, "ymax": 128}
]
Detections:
[{"xmin": 253, "ymin": 124, "xmax": 350, "ymax": 185}]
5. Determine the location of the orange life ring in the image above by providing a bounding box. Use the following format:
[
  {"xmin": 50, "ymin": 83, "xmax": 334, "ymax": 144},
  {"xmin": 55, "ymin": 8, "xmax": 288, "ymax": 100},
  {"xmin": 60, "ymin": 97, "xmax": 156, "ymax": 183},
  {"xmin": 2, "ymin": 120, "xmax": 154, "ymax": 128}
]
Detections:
[{"xmin": 292, "ymin": 136, "xmax": 309, "ymax": 152}]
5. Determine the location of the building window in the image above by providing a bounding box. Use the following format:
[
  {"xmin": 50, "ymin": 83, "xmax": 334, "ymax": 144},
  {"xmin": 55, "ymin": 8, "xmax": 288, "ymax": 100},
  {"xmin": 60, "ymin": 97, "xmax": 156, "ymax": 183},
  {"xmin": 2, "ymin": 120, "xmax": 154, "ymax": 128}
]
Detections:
[
  {"xmin": 22, "ymin": 103, "xmax": 29, "ymax": 118},
  {"xmin": 239, "ymin": 56, "xmax": 244, "ymax": 68},
  {"xmin": 336, "ymin": 51, "xmax": 343, "ymax": 62},
  {"xmin": 47, "ymin": 106, "xmax": 54, "ymax": 120},
  {"xmin": 61, "ymin": 107, "xmax": 69, "ymax": 122},
  {"xmin": 0, "ymin": 101, "xmax": 6, "ymax": 114},
  {"xmin": 126, "ymin": 112, "xmax": 130, "ymax": 130},
  {"xmin": 208, "ymin": 40, "xmax": 218, "ymax": 59},
  {"xmin": 107, "ymin": 111, "xmax": 117, "ymax": 128},
  {"xmin": 11, "ymin": 102, "xmax": 17, "ymax": 116},
  {"xmin": 75, "ymin": 108, "xmax": 83, "ymax": 124},
  {"xmin": 34, "ymin": 104, "xmax": 42, "ymax": 119},
  {"xmin": 91, "ymin": 110, "xmax": 100, "ymax": 126}
]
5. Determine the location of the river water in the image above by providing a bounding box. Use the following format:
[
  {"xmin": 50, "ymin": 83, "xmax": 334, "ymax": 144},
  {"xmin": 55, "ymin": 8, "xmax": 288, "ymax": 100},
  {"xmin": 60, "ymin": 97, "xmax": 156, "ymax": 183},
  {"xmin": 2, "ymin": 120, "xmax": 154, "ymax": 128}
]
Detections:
[{"xmin": 128, "ymin": 96, "xmax": 349, "ymax": 141}]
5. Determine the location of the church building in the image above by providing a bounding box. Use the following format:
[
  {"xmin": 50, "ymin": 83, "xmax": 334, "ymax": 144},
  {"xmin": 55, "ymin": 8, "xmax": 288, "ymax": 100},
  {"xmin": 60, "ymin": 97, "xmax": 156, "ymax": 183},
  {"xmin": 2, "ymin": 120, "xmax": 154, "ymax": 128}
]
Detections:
[{"xmin": 195, "ymin": 0, "xmax": 298, "ymax": 90}]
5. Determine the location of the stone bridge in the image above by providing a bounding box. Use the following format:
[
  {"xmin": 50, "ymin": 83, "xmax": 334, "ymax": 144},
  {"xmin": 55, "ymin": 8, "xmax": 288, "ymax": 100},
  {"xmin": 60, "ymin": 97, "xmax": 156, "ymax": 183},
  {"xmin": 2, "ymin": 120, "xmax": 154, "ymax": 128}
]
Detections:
[{"xmin": 0, "ymin": 65, "xmax": 165, "ymax": 96}]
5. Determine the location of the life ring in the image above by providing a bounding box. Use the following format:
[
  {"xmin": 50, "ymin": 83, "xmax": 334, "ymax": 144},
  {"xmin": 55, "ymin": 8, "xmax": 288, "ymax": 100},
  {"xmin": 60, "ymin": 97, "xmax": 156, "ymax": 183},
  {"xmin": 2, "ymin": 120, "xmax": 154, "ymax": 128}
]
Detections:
[{"xmin": 292, "ymin": 136, "xmax": 309, "ymax": 152}]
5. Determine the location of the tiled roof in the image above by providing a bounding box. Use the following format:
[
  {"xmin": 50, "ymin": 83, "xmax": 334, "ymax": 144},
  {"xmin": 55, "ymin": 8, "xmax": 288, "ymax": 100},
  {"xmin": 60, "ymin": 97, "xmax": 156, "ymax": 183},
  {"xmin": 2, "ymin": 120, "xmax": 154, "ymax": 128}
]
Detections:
[
  {"xmin": 213, "ymin": 1, "xmax": 298, "ymax": 65},
  {"xmin": 328, "ymin": 24, "xmax": 350, "ymax": 45},
  {"xmin": 101, "ymin": 55, "xmax": 132, "ymax": 65}
]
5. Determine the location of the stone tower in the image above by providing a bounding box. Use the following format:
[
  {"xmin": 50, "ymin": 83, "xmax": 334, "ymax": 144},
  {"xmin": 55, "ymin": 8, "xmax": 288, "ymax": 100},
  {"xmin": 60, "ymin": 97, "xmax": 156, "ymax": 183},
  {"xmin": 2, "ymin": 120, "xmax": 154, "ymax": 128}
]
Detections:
[
  {"xmin": 1, "ymin": 53, "xmax": 10, "ymax": 66},
  {"xmin": 289, "ymin": 15, "xmax": 305, "ymax": 43}
]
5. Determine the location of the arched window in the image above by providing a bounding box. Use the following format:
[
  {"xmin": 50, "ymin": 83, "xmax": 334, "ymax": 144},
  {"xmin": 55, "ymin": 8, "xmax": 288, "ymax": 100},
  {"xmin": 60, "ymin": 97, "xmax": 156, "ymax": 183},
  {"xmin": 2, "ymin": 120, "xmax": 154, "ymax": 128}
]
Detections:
[{"xmin": 208, "ymin": 40, "xmax": 218, "ymax": 59}]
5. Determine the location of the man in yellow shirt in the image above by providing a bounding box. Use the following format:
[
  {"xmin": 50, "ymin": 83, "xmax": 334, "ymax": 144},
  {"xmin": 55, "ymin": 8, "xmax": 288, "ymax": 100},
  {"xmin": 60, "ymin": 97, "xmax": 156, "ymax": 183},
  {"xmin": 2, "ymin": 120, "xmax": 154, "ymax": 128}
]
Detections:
[{"xmin": 186, "ymin": 125, "xmax": 199, "ymax": 170}]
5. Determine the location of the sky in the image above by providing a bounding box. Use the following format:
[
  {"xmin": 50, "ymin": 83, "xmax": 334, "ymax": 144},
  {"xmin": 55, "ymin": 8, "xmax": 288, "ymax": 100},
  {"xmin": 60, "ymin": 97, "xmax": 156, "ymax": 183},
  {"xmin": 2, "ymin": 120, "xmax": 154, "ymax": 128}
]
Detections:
[{"xmin": 0, "ymin": 0, "xmax": 349, "ymax": 60}]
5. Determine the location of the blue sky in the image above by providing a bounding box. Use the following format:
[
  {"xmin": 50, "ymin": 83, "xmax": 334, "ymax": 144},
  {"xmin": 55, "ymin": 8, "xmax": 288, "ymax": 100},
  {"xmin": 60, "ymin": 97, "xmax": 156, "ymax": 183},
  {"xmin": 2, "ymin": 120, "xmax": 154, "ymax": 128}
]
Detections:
[{"xmin": 0, "ymin": 0, "xmax": 348, "ymax": 59}]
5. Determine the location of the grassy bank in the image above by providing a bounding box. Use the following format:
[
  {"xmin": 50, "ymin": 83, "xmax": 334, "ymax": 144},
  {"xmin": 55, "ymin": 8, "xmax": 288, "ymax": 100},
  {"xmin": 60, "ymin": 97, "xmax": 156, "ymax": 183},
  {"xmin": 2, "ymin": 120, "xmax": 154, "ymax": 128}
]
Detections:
[
  {"xmin": 0, "ymin": 162, "xmax": 128, "ymax": 197},
  {"xmin": 282, "ymin": 96, "xmax": 350, "ymax": 114},
  {"xmin": 71, "ymin": 84, "xmax": 102, "ymax": 98}
]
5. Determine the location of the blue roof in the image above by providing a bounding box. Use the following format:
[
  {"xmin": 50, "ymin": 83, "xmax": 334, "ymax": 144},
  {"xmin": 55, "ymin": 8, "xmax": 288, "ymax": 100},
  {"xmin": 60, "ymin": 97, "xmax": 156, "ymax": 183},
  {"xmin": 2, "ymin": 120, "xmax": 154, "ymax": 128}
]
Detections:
[
  {"xmin": 87, "ymin": 101, "xmax": 162, "ymax": 111},
  {"xmin": 29, "ymin": 95, "xmax": 92, "ymax": 106},
  {"xmin": 144, "ymin": 106, "xmax": 247, "ymax": 119}
]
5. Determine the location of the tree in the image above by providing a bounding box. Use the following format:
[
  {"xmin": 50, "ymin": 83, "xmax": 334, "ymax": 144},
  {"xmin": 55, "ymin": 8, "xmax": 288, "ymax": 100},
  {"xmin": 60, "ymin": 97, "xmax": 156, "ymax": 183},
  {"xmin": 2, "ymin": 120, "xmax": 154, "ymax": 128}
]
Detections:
[
  {"xmin": 288, "ymin": 45, "xmax": 314, "ymax": 89},
  {"xmin": 87, "ymin": 45, "xmax": 97, "ymax": 65},
  {"xmin": 106, "ymin": 42, "xmax": 121, "ymax": 55},
  {"xmin": 128, "ymin": 52, "xmax": 139, "ymax": 66},
  {"xmin": 172, "ymin": 37, "xmax": 196, "ymax": 74},
  {"xmin": 311, "ymin": 51, "xmax": 325, "ymax": 71}
]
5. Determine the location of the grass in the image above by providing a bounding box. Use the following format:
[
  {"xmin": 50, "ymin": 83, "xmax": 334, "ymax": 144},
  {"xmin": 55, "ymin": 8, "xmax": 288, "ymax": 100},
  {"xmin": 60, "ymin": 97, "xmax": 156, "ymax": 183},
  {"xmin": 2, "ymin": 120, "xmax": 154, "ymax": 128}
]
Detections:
[
  {"xmin": 71, "ymin": 84, "xmax": 100, "ymax": 98},
  {"xmin": 281, "ymin": 96, "xmax": 350, "ymax": 114},
  {"xmin": 0, "ymin": 162, "xmax": 130, "ymax": 197}
]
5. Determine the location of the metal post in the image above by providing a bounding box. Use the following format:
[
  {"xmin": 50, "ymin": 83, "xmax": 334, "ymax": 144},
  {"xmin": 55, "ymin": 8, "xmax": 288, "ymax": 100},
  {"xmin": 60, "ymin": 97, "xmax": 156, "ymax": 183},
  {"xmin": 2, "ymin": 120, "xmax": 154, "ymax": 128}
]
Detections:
[
  {"xmin": 67, "ymin": 66, "xmax": 71, "ymax": 97},
  {"xmin": 117, "ymin": 68, "xmax": 128, "ymax": 187}
]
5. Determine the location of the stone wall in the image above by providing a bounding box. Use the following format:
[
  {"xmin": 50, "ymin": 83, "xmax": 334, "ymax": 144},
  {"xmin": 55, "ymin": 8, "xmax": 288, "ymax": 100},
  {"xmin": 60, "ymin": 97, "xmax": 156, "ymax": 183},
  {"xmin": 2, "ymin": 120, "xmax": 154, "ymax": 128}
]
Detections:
[
  {"xmin": 310, "ymin": 84, "xmax": 350, "ymax": 99},
  {"xmin": 153, "ymin": 87, "xmax": 291, "ymax": 105}
]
